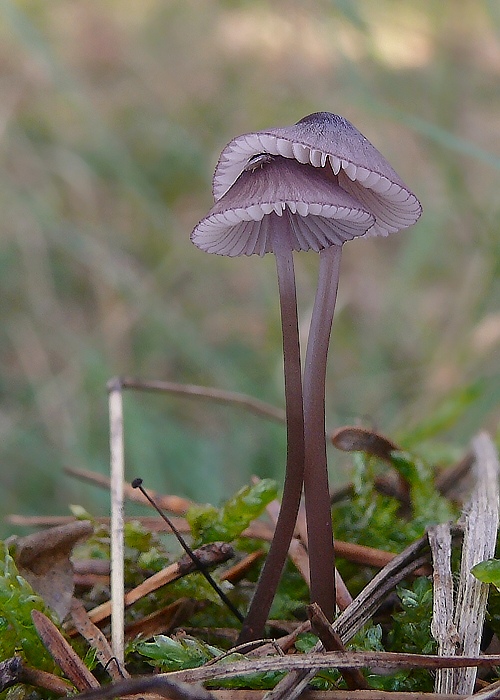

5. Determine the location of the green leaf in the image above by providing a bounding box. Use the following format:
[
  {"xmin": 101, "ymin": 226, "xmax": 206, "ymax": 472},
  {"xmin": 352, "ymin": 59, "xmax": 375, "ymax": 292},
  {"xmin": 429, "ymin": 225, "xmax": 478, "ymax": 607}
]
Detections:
[
  {"xmin": 471, "ymin": 559, "xmax": 500, "ymax": 590},
  {"xmin": 187, "ymin": 479, "xmax": 277, "ymax": 544}
]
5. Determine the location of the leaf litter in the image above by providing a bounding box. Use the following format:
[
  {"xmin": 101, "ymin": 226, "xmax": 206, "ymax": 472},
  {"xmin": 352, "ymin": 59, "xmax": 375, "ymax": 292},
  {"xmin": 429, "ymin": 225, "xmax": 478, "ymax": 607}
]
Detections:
[{"xmin": 2, "ymin": 424, "xmax": 500, "ymax": 700}]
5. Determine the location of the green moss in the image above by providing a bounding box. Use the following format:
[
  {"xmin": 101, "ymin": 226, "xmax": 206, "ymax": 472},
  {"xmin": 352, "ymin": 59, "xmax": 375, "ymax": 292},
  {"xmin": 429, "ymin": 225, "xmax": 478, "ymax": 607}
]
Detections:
[{"xmin": 0, "ymin": 543, "xmax": 57, "ymax": 672}]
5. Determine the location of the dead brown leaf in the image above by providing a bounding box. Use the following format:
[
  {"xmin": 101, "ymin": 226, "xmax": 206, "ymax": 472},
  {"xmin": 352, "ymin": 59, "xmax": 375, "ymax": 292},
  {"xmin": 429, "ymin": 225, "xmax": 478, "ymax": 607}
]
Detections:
[{"xmin": 15, "ymin": 521, "xmax": 94, "ymax": 622}]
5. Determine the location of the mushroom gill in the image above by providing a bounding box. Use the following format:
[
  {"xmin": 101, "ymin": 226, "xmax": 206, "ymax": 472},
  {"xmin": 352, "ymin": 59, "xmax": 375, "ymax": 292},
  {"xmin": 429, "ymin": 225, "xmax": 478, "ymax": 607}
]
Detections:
[
  {"xmin": 192, "ymin": 157, "xmax": 374, "ymax": 256},
  {"xmin": 212, "ymin": 112, "xmax": 421, "ymax": 238}
]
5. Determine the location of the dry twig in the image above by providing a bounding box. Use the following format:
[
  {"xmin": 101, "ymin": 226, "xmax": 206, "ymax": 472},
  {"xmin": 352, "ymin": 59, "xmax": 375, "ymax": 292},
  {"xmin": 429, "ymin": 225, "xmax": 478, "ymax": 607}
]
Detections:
[
  {"xmin": 0, "ymin": 657, "xmax": 74, "ymax": 696},
  {"xmin": 115, "ymin": 376, "xmax": 286, "ymax": 424},
  {"xmin": 64, "ymin": 466, "xmax": 195, "ymax": 514},
  {"xmin": 308, "ymin": 602, "xmax": 369, "ymax": 690},
  {"xmin": 212, "ymin": 692, "xmax": 494, "ymax": 700},
  {"xmin": 429, "ymin": 523, "xmax": 458, "ymax": 694},
  {"xmin": 264, "ymin": 533, "xmax": 431, "ymax": 700},
  {"xmin": 31, "ymin": 610, "xmax": 99, "ymax": 691},
  {"xmin": 445, "ymin": 433, "xmax": 499, "ymax": 695},
  {"xmin": 70, "ymin": 598, "xmax": 128, "ymax": 680},
  {"xmin": 124, "ymin": 598, "xmax": 202, "ymax": 640},
  {"xmin": 71, "ymin": 543, "xmax": 234, "ymax": 629},
  {"xmin": 156, "ymin": 651, "xmax": 500, "ymax": 684},
  {"xmin": 75, "ymin": 674, "xmax": 216, "ymax": 700}
]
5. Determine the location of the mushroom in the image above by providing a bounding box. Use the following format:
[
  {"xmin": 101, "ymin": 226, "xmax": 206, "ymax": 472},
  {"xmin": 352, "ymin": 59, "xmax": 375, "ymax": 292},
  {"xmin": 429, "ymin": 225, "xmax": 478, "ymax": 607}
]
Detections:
[{"xmin": 191, "ymin": 112, "xmax": 422, "ymax": 641}]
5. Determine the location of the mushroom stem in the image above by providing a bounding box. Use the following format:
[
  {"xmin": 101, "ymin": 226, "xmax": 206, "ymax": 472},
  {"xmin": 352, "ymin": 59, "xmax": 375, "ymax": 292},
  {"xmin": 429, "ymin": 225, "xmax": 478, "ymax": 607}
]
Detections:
[
  {"xmin": 303, "ymin": 243, "xmax": 342, "ymax": 620},
  {"xmin": 238, "ymin": 225, "xmax": 305, "ymax": 643}
]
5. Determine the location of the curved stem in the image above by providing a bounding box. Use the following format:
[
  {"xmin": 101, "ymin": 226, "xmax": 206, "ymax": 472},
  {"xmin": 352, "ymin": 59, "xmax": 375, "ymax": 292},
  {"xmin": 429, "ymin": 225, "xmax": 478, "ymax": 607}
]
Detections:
[
  {"xmin": 303, "ymin": 244, "xmax": 342, "ymax": 620},
  {"xmin": 238, "ymin": 224, "xmax": 305, "ymax": 643}
]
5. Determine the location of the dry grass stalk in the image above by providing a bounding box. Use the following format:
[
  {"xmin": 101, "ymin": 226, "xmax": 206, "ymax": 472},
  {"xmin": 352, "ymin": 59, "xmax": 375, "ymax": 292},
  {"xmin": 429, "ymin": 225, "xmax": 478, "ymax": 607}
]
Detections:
[
  {"xmin": 67, "ymin": 654, "xmax": 500, "ymax": 700},
  {"xmin": 429, "ymin": 433, "xmax": 500, "ymax": 696},
  {"xmin": 429, "ymin": 523, "xmax": 458, "ymax": 694},
  {"xmin": 74, "ymin": 689, "xmax": 499, "ymax": 700},
  {"xmin": 450, "ymin": 432, "xmax": 500, "ymax": 695},
  {"xmin": 150, "ymin": 651, "xmax": 500, "ymax": 685},
  {"xmin": 429, "ymin": 433, "xmax": 499, "ymax": 696},
  {"xmin": 211, "ymin": 692, "xmax": 488, "ymax": 700},
  {"xmin": 108, "ymin": 381, "xmax": 125, "ymax": 668}
]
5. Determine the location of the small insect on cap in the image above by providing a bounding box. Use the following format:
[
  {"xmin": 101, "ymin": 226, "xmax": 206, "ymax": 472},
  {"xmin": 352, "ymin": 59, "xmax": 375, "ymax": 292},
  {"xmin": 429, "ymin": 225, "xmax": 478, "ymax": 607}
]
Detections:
[{"xmin": 191, "ymin": 112, "xmax": 422, "ymax": 257}]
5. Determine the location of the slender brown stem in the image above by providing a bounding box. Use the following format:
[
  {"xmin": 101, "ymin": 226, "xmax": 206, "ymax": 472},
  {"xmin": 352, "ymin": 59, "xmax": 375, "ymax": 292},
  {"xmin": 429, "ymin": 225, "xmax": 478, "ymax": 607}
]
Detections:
[
  {"xmin": 238, "ymin": 223, "xmax": 305, "ymax": 643},
  {"xmin": 303, "ymin": 244, "xmax": 342, "ymax": 620}
]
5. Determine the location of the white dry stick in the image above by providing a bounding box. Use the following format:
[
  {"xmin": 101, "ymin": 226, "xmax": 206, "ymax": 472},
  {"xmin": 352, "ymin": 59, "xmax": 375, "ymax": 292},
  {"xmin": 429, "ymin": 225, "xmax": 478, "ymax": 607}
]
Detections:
[
  {"xmin": 453, "ymin": 432, "xmax": 500, "ymax": 695},
  {"xmin": 109, "ymin": 382, "xmax": 125, "ymax": 668},
  {"xmin": 429, "ymin": 522, "xmax": 459, "ymax": 693}
]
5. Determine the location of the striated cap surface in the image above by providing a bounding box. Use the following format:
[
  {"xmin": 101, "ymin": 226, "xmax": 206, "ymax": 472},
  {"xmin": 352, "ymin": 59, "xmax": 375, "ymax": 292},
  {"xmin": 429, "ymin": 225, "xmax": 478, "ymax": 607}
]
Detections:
[{"xmin": 192, "ymin": 112, "xmax": 422, "ymax": 256}]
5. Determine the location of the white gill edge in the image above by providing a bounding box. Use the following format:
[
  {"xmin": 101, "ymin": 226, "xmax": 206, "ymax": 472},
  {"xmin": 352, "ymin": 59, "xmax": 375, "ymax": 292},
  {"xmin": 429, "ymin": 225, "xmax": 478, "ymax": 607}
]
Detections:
[
  {"xmin": 194, "ymin": 202, "xmax": 374, "ymax": 234},
  {"xmin": 216, "ymin": 134, "xmax": 417, "ymax": 206}
]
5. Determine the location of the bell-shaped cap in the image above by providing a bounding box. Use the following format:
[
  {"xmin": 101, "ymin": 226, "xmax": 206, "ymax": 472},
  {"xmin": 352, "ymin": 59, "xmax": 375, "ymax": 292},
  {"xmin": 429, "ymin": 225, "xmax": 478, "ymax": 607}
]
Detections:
[{"xmin": 192, "ymin": 112, "xmax": 422, "ymax": 256}]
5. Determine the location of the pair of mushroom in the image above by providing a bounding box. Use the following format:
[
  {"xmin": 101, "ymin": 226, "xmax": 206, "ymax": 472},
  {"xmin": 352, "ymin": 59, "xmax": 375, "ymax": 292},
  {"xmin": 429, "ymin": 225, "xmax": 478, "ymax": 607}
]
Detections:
[{"xmin": 191, "ymin": 112, "xmax": 422, "ymax": 642}]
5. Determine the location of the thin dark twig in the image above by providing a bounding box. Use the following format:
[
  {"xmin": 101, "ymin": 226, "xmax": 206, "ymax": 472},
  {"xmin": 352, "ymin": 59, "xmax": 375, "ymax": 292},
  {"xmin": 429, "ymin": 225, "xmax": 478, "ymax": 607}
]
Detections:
[
  {"xmin": 74, "ymin": 675, "xmax": 215, "ymax": 700},
  {"xmin": 159, "ymin": 651, "xmax": 500, "ymax": 684},
  {"xmin": 307, "ymin": 603, "xmax": 369, "ymax": 690},
  {"xmin": 202, "ymin": 639, "xmax": 273, "ymax": 666},
  {"xmin": 109, "ymin": 376, "xmax": 285, "ymax": 423},
  {"xmin": 132, "ymin": 479, "xmax": 244, "ymax": 624}
]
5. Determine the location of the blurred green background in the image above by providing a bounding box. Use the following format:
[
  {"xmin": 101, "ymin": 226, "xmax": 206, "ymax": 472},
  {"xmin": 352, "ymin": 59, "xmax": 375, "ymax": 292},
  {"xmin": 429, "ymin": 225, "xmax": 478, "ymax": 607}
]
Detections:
[{"xmin": 1, "ymin": 0, "xmax": 499, "ymax": 534}]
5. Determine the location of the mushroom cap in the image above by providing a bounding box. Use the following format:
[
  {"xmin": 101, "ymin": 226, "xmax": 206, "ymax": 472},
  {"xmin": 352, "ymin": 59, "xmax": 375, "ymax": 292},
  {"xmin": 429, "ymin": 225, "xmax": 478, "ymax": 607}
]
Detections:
[
  {"xmin": 192, "ymin": 157, "xmax": 375, "ymax": 256},
  {"xmin": 192, "ymin": 112, "xmax": 422, "ymax": 256}
]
